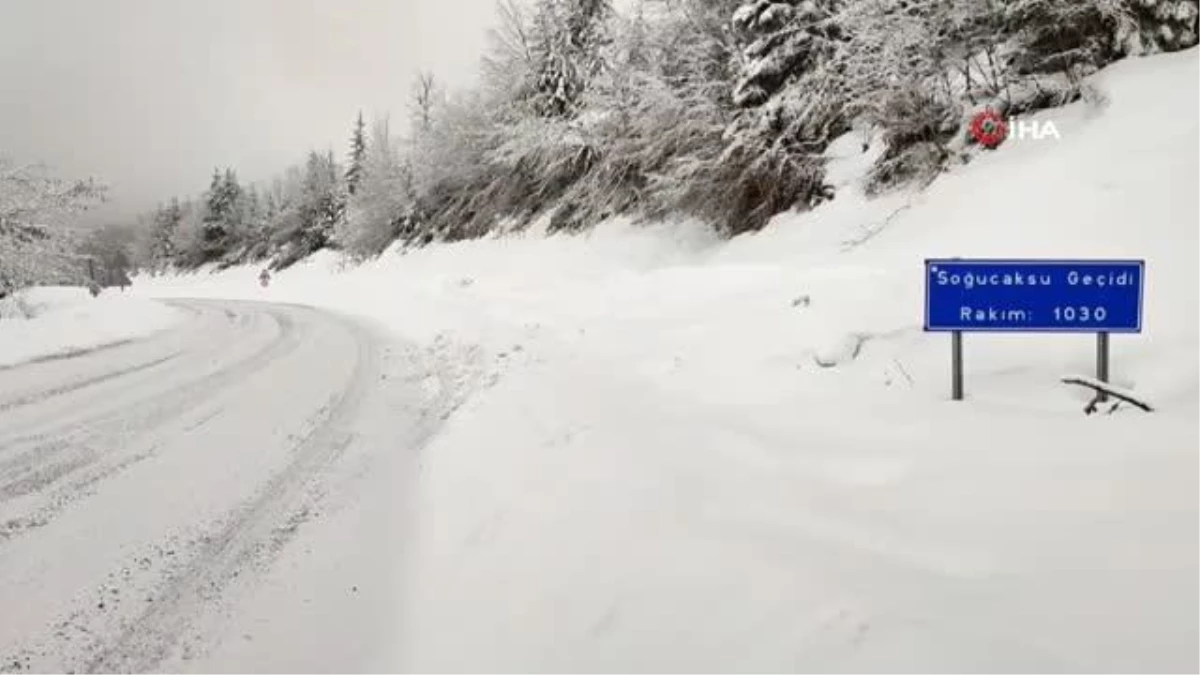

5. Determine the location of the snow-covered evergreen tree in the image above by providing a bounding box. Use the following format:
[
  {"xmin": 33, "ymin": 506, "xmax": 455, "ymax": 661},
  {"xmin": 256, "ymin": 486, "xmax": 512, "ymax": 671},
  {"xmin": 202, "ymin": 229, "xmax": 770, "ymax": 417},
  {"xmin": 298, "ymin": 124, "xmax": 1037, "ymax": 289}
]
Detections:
[
  {"xmin": 526, "ymin": 0, "xmax": 613, "ymax": 117},
  {"xmin": 172, "ymin": 198, "xmax": 209, "ymax": 268},
  {"xmin": 198, "ymin": 168, "xmax": 243, "ymax": 262},
  {"xmin": 236, "ymin": 183, "xmax": 273, "ymax": 261},
  {"xmin": 221, "ymin": 168, "xmax": 245, "ymax": 245},
  {"xmin": 729, "ymin": 0, "xmax": 844, "ymax": 108},
  {"xmin": 199, "ymin": 169, "xmax": 224, "ymax": 257},
  {"xmin": 346, "ymin": 111, "xmax": 367, "ymax": 196},
  {"xmin": 147, "ymin": 197, "xmax": 182, "ymax": 271},
  {"xmin": 270, "ymin": 151, "xmax": 345, "ymax": 269}
]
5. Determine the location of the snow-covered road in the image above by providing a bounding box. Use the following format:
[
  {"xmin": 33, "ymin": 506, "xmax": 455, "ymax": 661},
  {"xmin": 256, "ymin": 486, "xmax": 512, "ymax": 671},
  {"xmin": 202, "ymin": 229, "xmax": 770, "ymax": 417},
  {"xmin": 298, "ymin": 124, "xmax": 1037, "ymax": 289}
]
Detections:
[{"xmin": 0, "ymin": 299, "xmax": 443, "ymax": 672}]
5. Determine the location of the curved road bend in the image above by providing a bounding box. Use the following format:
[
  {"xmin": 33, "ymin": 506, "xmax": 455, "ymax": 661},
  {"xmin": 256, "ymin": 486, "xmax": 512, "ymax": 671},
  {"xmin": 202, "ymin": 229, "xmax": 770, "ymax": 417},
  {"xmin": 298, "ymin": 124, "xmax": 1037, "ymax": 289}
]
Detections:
[{"xmin": 0, "ymin": 299, "xmax": 439, "ymax": 672}]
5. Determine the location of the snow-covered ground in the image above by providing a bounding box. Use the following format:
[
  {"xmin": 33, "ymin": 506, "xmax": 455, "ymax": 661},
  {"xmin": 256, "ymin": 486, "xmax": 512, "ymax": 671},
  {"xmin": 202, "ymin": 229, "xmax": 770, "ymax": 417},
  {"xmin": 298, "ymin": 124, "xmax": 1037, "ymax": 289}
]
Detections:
[
  {"xmin": 0, "ymin": 299, "xmax": 448, "ymax": 672},
  {"xmin": 0, "ymin": 287, "xmax": 184, "ymax": 368},
  {"xmin": 131, "ymin": 48, "xmax": 1198, "ymax": 672}
]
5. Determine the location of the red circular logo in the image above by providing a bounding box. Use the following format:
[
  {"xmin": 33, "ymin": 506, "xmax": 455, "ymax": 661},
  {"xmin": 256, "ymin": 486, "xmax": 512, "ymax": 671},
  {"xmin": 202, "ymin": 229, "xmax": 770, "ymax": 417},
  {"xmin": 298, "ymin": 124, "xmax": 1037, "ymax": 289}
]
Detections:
[{"xmin": 969, "ymin": 109, "xmax": 1008, "ymax": 148}]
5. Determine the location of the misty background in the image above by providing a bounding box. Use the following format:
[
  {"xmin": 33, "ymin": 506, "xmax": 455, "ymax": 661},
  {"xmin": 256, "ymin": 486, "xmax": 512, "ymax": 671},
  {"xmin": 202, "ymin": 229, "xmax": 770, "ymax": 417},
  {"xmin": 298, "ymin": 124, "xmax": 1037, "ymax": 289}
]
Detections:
[{"xmin": 0, "ymin": 0, "xmax": 499, "ymax": 227}]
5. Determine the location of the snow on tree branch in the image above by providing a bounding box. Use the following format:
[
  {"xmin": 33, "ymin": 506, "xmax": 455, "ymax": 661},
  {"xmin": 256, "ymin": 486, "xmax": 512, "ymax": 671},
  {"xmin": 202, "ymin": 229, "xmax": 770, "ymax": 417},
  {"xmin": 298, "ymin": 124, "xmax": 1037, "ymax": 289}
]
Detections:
[
  {"xmin": 1, "ymin": 157, "xmax": 108, "ymax": 299},
  {"xmin": 0, "ymin": 158, "xmax": 107, "ymax": 231}
]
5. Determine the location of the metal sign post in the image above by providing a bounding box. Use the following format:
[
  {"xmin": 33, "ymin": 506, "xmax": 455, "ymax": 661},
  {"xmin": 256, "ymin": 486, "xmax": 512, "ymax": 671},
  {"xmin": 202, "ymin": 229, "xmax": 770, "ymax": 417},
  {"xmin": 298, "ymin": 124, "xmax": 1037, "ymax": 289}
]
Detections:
[
  {"xmin": 952, "ymin": 331, "xmax": 964, "ymax": 401},
  {"xmin": 1096, "ymin": 332, "xmax": 1110, "ymax": 402},
  {"xmin": 924, "ymin": 259, "xmax": 1144, "ymax": 401}
]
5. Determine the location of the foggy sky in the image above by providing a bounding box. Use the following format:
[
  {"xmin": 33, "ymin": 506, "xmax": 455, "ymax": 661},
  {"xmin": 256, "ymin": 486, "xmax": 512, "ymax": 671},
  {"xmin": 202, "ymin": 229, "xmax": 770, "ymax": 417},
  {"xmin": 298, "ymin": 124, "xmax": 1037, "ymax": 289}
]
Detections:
[{"xmin": 0, "ymin": 0, "xmax": 500, "ymax": 226}]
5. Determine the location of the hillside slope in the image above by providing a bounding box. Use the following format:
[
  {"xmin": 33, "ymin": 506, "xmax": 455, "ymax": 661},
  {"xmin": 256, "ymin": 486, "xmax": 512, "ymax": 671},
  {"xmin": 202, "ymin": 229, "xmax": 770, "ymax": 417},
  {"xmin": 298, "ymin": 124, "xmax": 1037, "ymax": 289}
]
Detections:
[{"xmin": 136, "ymin": 48, "xmax": 1198, "ymax": 672}]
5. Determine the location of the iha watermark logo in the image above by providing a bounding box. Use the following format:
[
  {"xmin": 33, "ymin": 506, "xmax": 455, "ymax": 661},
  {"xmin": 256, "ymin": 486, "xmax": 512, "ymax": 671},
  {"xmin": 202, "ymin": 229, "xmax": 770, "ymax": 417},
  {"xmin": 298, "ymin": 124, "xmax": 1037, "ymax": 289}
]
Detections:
[{"xmin": 969, "ymin": 109, "xmax": 1061, "ymax": 149}]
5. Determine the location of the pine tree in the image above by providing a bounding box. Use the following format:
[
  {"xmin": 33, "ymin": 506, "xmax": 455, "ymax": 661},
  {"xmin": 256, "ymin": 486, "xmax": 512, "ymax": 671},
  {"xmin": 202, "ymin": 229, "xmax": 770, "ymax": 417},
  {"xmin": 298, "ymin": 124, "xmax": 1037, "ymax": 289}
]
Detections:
[
  {"xmin": 292, "ymin": 150, "xmax": 344, "ymax": 256},
  {"xmin": 150, "ymin": 197, "xmax": 182, "ymax": 268},
  {"xmin": 197, "ymin": 167, "xmax": 245, "ymax": 261},
  {"xmin": 200, "ymin": 169, "xmax": 227, "ymax": 259},
  {"xmin": 729, "ymin": 0, "xmax": 844, "ymax": 108},
  {"xmin": 243, "ymin": 184, "xmax": 260, "ymax": 222},
  {"xmin": 346, "ymin": 111, "xmax": 367, "ymax": 196},
  {"xmin": 527, "ymin": 0, "xmax": 613, "ymax": 117},
  {"xmin": 265, "ymin": 190, "xmax": 278, "ymax": 220},
  {"xmin": 222, "ymin": 169, "xmax": 242, "ymax": 205}
]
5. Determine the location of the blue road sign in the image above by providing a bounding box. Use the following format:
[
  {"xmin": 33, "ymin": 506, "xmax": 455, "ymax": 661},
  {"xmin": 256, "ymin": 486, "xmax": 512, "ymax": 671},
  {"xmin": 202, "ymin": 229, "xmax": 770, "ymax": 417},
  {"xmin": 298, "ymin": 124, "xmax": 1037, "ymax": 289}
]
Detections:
[{"xmin": 925, "ymin": 259, "xmax": 1144, "ymax": 332}]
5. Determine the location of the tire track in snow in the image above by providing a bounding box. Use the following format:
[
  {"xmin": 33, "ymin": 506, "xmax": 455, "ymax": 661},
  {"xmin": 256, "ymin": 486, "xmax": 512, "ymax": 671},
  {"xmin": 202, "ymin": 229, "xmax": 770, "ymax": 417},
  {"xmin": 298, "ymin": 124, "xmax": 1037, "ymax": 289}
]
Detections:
[
  {"xmin": 0, "ymin": 301, "xmax": 301, "ymax": 446},
  {"xmin": 0, "ymin": 302, "xmax": 304, "ymax": 544},
  {"xmin": 82, "ymin": 316, "xmax": 379, "ymax": 673},
  {"xmin": 0, "ymin": 352, "xmax": 182, "ymax": 414},
  {"xmin": 0, "ymin": 301, "xmax": 471, "ymax": 673}
]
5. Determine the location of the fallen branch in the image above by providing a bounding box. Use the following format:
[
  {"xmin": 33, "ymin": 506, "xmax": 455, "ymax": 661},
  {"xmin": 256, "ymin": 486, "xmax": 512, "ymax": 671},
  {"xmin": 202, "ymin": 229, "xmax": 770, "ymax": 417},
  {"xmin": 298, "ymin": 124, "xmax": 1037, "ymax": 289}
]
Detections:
[{"xmin": 1061, "ymin": 375, "xmax": 1154, "ymax": 414}]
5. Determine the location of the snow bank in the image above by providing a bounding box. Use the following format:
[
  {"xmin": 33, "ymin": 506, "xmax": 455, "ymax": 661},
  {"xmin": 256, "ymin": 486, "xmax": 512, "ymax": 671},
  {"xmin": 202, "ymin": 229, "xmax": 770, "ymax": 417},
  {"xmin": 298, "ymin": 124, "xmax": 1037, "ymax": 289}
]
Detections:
[
  {"xmin": 0, "ymin": 287, "xmax": 184, "ymax": 368},
  {"xmin": 136, "ymin": 49, "xmax": 1199, "ymax": 672}
]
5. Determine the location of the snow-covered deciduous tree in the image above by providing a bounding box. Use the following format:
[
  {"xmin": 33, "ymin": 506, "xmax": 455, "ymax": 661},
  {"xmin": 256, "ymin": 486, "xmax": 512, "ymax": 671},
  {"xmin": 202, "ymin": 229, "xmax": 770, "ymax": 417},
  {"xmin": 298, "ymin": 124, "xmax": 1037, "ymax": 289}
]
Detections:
[
  {"xmin": 409, "ymin": 72, "xmax": 442, "ymax": 134},
  {"xmin": 829, "ymin": 1, "xmax": 967, "ymax": 194},
  {"xmin": 824, "ymin": 0, "xmax": 1190, "ymax": 196},
  {"xmin": 1, "ymin": 158, "xmax": 107, "ymax": 299},
  {"xmin": 78, "ymin": 223, "xmax": 137, "ymax": 287},
  {"xmin": 117, "ymin": 0, "xmax": 1200, "ymax": 261},
  {"xmin": 404, "ymin": 87, "xmax": 510, "ymax": 241},
  {"xmin": 482, "ymin": 0, "xmax": 540, "ymax": 103}
]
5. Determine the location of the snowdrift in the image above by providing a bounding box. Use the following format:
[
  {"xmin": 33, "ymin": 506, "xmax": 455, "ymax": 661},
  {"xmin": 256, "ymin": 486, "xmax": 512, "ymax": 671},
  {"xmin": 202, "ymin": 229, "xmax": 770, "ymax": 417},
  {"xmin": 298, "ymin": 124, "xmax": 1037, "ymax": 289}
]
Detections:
[
  {"xmin": 0, "ymin": 287, "xmax": 183, "ymax": 368},
  {"xmin": 136, "ymin": 49, "xmax": 1198, "ymax": 672}
]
